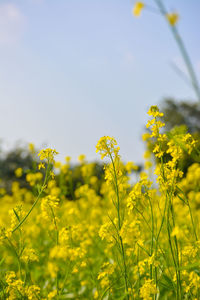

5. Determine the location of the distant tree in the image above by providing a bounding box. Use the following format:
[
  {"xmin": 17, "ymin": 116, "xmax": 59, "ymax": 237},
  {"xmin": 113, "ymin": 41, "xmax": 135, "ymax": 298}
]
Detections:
[
  {"xmin": 160, "ymin": 98, "xmax": 200, "ymax": 134},
  {"xmin": 0, "ymin": 146, "xmax": 36, "ymax": 192},
  {"xmin": 0, "ymin": 144, "xmax": 141, "ymax": 198}
]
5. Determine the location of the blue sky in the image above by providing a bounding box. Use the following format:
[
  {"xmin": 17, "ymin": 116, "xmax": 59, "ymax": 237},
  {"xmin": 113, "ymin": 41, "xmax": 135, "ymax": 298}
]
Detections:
[{"xmin": 0, "ymin": 0, "xmax": 199, "ymax": 163}]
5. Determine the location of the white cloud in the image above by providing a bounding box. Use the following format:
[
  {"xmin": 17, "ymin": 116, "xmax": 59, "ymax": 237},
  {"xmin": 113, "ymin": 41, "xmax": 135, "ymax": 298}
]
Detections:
[{"xmin": 0, "ymin": 3, "xmax": 25, "ymax": 45}]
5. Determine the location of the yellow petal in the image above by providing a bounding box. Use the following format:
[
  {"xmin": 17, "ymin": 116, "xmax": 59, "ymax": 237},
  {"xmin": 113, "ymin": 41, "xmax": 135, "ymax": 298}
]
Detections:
[
  {"xmin": 166, "ymin": 13, "xmax": 179, "ymax": 26},
  {"xmin": 133, "ymin": 2, "xmax": 145, "ymax": 17}
]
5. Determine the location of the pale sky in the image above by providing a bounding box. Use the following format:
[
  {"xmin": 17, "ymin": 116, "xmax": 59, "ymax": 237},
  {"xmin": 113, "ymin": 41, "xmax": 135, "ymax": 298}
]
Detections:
[{"xmin": 0, "ymin": 0, "xmax": 199, "ymax": 164}]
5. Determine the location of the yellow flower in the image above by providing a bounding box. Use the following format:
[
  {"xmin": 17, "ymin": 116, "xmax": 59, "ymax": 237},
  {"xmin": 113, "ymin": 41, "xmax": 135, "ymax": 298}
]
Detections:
[
  {"xmin": 147, "ymin": 105, "xmax": 163, "ymax": 118},
  {"xmin": 72, "ymin": 267, "xmax": 78, "ymax": 273},
  {"xmin": 171, "ymin": 226, "xmax": 184, "ymax": 239},
  {"xmin": 29, "ymin": 142, "xmax": 35, "ymax": 153},
  {"xmin": 25, "ymin": 285, "xmax": 40, "ymax": 299},
  {"xmin": 94, "ymin": 290, "xmax": 99, "ymax": 299},
  {"xmin": 38, "ymin": 163, "xmax": 45, "ymax": 170},
  {"xmin": 146, "ymin": 106, "xmax": 165, "ymax": 138},
  {"xmin": 50, "ymin": 170, "xmax": 55, "ymax": 179},
  {"xmin": 133, "ymin": 2, "xmax": 145, "ymax": 17},
  {"xmin": 38, "ymin": 148, "xmax": 58, "ymax": 162},
  {"xmin": 41, "ymin": 195, "xmax": 59, "ymax": 221},
  {"xmin": 78, "ymin": 154, "xmax": 86, "ymax": 163},
  {"xmin": 140, "ymin": 279, "xmax": 157, "ymax": 299},
  {"xmin": 125, "ymin": 161, "xmax": 139, "ymax": 174},
  {"xmin": 15, "ymin": 167, "xmax": 23, "ymax": 178},
  {"xmin": 21, "ymin": 248, "xmax": 39, "ymax": 262},
  {"xmin": 96, "ymin": 136, "xmax": 120, "ymax": 160},
  {"xmin": 48, "ymin": 290, "xmax": 57, "ymax": 299},
  {"xmin": 142, "ymin": 133, "xmax": 151, "ymax": 141},
  {"xmin": 65, "ymin": 156, "xmax": 71, "ymax": 163},
  {"xmin": 166, "ymin": 13, "xmax": 179, "ymax": 26}
]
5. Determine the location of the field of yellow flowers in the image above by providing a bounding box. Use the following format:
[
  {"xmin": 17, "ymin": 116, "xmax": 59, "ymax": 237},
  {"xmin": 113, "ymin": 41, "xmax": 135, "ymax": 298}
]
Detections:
[{"xmin": 0, "ymin": 106, "xmax": 200, "ymax": 299}]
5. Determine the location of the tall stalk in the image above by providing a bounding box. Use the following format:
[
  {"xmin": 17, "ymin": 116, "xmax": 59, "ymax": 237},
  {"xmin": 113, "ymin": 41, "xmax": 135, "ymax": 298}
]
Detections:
[
  {"xmin": 154, "ymin": 0, "xmax": 200, "ymax": 102},
  {"xmin": 109, "ymin": 154, "xmax": 129, "ymax": 299}
]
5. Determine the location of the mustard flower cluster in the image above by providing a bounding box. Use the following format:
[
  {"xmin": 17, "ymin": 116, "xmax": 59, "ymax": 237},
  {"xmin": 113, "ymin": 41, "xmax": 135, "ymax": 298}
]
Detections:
[
  {"xmin": 96, "ymin": 136, "xmax": 120, "ymax": 159},
  {"xmin": 0, "ymin": 106, "xmax": 200, "ymax": 299},
  {"xmin": 38, "ymin": 148, "xmax": 59, "ymax": 162}
]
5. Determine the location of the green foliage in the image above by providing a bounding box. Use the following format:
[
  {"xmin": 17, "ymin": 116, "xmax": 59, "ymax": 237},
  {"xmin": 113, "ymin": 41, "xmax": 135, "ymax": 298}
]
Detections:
[
  {"xmin": 161, "ymin": 98, "xmax": 200, "ymax": 133},
  {"xmin": 0, "ymin": 146, "xmax": 36, "ymax": 192}
]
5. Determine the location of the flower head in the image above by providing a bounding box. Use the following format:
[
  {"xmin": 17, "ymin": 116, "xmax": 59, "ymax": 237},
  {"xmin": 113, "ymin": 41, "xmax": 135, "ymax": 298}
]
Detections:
[
  {"xmin": 166, "ymin": 13, "xmax": 179, "ymax": 26},
  {"xmin": 147, "ymin": 105, "xmax": 164, "ymax": 118},
  {"xmin": 15, "ymin": 167, "xmax": 23, "ymax": 178},
  {"xmin": 78, "ymin": 154, "xmax": 86, "ymax": 163},
  {"xmin": 133, "ymin": 2, "xmax": 145, "ymax": 17},
  {"xmin": 29, "ymin": 142, "xmax": 35, "ymax": 154},
  {"xmin": 96, "ymin": 136, "xmax": 120, "ymax": 160},
  {"xmin": 38, "ymin": 148, "xmax": 58, "ymax": 163}
]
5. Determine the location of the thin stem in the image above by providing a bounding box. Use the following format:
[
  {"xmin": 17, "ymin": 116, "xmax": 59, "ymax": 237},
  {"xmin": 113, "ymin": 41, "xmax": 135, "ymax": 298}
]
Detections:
[
  {"xmin": 166, "ymin": 203, "xmax": 179, "ymax": 299},
  {"xmin": 49, "ymin": 204, "xmax": 59, "ymax": 298},
  {"xmin": 177, "ymin": 186, "xmax": 198, "ymax": 241},
  {"xmin": 146, "ymin": 193, "xmax": 154, "ymax": 279},
  {"xmin": 170, "ymin": 197, "xmax": 182, "ymax": 299},
  {"xmin": 12, "ymin": 192, "xmax": 41, "ymax": 234},
  {"xmin": 12, "ymin": 161, "xmax": 51, "ymax": 234},
  {"xmin": 109, "ymin": 153, "xmax": 129, "ymax": 299},
  {"xmin": 6, "ymin": 237, "xmax": 22, "ymax": 279},
  {"xmin": 154, "ymin": 0, "xmax": 200, "ymax": 101}
]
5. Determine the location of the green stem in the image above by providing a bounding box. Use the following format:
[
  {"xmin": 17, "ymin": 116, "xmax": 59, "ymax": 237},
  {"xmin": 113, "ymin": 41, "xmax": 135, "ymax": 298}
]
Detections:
[
  {"xmin": 12, "ymin": 189, "xmax": 43, "ymax": 234},
  {"xmin": 177, "ymin": 186, "xmax": 198, "ymax": 241},
  {"xmin": 49, "ymin": 205, "xmax": 59, "ymax": 298},
  {"xmin": 170, "ymin": 197, "xmax": 182, "ymax": 298},
  {"xmin": 6, "ymin": 237, "xmax": 22, "ymax": 279},
  {"xmin": 166, "ymin": 198, "xmax": 180, "ymax": 299},
  {"xmin": 12, "ymin": 161, "xmax": 51, "ymax": 234},
  {"xmin": 146, "ymin": 193, "xmax": 154, "ymax": 279},
  {"xmin": 109, "ymin": 153, "xmax": 129, "ymax": 299},
  {"xmin": 188, "ymin": 199, "xmax": 198, "ymax": 240},
  {"xmin": 154, "ymin": 0, "xmax": 200, "ymax": 101}
]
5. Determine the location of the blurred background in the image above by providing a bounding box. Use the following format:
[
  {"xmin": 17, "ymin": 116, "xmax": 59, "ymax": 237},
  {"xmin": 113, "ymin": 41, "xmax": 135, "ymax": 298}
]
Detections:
[{"xmin": 0, "ymin": 0, "xmax": 199, "ymax": 164}]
